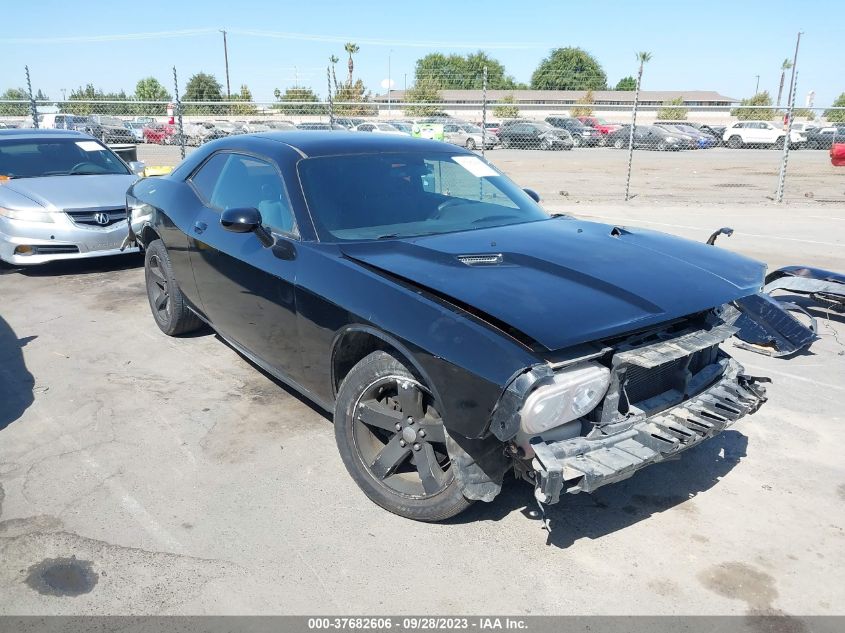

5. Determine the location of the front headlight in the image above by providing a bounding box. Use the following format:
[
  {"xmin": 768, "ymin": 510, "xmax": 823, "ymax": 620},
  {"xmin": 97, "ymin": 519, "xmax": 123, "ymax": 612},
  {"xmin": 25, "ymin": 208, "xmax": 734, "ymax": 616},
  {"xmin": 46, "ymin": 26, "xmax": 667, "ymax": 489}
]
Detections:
[
  {"xmin": 0, "ymin": 207, "xmax": 56, "ymax": 223},
  {"xmin": 519, "ymin": 362, "xmax": 611, "ymax": 434}
]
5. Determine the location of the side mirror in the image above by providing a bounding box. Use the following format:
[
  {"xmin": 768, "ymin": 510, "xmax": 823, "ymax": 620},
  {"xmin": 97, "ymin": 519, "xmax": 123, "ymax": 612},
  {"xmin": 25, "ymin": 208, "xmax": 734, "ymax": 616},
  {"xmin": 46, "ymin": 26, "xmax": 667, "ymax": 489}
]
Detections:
[
  {"xmin": 221, "ymin": 207, "xmax": 274, "ymax": 247},
  {"xmin": 523, "ymin": 188, "xmax": 541, "ymax": 203},
  {"xmin": 128, "ymin": 161, "xmax": 146, "ymax": 176}
]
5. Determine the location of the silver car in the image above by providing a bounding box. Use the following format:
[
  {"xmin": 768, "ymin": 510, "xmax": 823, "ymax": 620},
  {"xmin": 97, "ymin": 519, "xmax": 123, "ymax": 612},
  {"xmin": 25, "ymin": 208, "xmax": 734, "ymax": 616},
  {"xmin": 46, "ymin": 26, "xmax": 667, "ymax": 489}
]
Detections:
[
  {"xmin": 0, "ymin": 129, "xmax": 142, "ymax": 266},
  {"xmin": 443, "ymin": 123, "xmax": 499, "ymax": 150}
]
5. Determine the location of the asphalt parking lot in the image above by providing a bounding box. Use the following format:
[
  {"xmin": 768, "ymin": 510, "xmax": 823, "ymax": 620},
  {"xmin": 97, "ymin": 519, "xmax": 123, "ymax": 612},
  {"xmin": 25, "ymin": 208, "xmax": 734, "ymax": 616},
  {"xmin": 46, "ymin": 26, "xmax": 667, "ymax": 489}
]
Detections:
[{"xmin": 0, "ymin": 155, "xmax": 844, "ymax": 615}]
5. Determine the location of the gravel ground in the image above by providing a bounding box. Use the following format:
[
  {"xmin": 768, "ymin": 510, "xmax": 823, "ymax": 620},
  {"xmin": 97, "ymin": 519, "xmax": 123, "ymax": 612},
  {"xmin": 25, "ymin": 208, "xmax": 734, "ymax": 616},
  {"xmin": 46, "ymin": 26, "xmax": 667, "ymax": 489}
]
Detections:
[
  {"xmin": 137, "ymin": 143, "xmax": 845, "ymax": 205},
  {"xmin": 0, "ymin": 153, "xmax": 844, "ymax": 616}
]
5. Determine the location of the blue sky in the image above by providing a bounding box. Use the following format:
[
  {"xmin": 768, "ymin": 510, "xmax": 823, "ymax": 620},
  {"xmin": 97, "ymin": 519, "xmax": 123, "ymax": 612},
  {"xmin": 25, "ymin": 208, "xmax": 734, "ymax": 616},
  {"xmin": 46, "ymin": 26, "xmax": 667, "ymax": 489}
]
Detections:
[{"xmin": 2, "ymin": 0, "xmax": 842, "ymax": 106}]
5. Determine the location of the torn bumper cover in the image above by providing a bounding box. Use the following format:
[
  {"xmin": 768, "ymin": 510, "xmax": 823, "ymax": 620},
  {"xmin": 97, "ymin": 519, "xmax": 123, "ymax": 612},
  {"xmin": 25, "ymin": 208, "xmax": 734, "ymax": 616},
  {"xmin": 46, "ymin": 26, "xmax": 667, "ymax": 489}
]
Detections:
[{"xmin": 531, "ymin": 359, "xmax": 767, "ymax": 505}]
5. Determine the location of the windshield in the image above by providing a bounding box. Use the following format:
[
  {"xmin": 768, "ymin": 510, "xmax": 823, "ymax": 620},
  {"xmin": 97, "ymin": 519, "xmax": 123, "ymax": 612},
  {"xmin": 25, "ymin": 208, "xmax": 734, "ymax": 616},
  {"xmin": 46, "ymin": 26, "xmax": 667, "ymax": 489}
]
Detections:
[
  {"xmin": 298, "ymin": 152, "xmax": 549, "ymax": 241},
  {"xmin": 0, "ymin": 138, "xmax": 130, "ymax": 178},
  {"xmin": 461, "ymin": 124, "xmax": 483, "ymax": 133},
  {"xmin": 376, "ymin": 124, "xmax": 398, "ymax": 131}
]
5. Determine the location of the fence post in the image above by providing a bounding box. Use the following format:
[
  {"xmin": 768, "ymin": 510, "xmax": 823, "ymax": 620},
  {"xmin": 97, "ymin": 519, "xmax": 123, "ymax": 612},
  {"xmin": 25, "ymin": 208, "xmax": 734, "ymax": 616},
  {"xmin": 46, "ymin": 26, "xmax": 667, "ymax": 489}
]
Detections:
[
  {"xmin": 624, "ymin": 79, "xmax": 642, "ymax": 201},
  {"xmin": 172, "ymin": 67, "xmax": 185, "ymax": 160},
  {"xmin": 327, "ymin": 66, "xmax": 334, "ymax": 126},
  {"xmin": 776, "ymin": 32, "xmax": 802, "ymax": 203},
  {"xmin": 481, "ymin": 66, "xmax": 488, "ymax": 159},
  {"xmin": 25, "ymin": 66, "xmax": 38, "ymax": 129}
]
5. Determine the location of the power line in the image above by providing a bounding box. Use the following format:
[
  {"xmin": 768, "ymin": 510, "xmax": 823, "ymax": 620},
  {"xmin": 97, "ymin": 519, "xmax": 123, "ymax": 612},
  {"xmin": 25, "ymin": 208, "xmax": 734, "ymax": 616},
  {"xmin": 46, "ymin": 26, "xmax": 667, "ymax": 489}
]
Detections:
[{"xmin": 1, "ymin": 28, "xmax": 549, "ymax": 49}]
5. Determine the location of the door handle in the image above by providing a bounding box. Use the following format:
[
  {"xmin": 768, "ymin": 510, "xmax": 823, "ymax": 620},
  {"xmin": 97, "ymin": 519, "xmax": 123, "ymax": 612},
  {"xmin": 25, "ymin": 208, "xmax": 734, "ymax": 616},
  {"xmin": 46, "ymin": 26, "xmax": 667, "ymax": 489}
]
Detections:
[{"xmin": 193, "ymin": 221, "xmax": 207, "ymax": 234}]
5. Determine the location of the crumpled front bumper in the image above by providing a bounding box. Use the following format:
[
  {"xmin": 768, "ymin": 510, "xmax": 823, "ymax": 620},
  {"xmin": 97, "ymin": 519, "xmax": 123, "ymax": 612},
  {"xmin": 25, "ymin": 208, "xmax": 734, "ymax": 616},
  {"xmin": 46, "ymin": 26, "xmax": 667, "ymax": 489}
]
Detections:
[{"xmin": 531, "ymin": 358, "xmax": 767, "ymax": 504}]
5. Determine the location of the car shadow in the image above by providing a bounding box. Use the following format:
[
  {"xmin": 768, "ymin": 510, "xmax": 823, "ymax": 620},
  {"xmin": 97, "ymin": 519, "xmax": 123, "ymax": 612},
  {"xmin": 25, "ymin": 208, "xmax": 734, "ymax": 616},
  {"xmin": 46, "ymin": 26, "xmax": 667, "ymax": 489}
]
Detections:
[
  {"xmin": 11, "ymin": 252, "xmax": 144, "ymax": 278},
  {"xmin": 0, "ymin": 314, "xmax": 36, "ymax": 431},
  {"xmin": 213, "ymin": 333, "xmax": 331, "ymax": 420},
  {"xmin": 447, "ymin": 430, "xmax": 748, "ymax": 548}
]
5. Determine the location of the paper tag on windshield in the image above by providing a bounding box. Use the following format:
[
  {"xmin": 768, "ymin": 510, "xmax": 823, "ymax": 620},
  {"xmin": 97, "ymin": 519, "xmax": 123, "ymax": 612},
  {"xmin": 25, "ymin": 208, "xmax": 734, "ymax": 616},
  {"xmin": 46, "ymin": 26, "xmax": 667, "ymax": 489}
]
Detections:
[
  {"xmin": 75, "ymin": 141, "xmax": 105, "ymax": 152},
  {"xmin": 452, "ymin": 155, "xmax": 498, "ymax": 178}
]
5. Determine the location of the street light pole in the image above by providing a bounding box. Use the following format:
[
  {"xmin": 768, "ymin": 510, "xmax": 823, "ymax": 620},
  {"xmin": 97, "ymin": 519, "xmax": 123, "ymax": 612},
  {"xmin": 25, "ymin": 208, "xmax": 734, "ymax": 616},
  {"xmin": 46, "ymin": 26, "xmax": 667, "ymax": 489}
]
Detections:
[
  {"xmin": 754, "ymin": 75, "xmax": 760, "ymax": 95},
  {"xmin": 220, "ymin": 29, "xmax": 231, "ymax": 98}
]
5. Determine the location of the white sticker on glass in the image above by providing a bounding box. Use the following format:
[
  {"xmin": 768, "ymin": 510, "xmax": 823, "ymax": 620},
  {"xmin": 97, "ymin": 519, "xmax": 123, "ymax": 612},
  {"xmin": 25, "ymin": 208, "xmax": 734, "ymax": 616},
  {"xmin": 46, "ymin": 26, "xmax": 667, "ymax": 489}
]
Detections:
[
  {"xmin": 75, "ymin": 141, "xmax": 106, "ymax": 152},
  {"xmin": 451, "ymin": 155, "xmax": 498, "ymax": 178}
]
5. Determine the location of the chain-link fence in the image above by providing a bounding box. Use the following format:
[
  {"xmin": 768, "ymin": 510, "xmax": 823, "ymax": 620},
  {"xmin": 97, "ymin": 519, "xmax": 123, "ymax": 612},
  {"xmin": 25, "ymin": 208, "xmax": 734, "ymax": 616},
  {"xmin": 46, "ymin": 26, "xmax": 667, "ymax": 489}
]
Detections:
[{"xmin": 3, "ymin": 65, "xmax": 844, "ymax": 205}]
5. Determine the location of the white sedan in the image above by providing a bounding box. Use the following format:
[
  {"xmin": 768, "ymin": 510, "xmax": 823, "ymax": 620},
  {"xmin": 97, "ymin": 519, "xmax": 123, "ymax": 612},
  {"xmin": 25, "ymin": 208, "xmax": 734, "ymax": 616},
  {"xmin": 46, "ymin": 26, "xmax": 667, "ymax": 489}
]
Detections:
[{"xmin": 354, "ymin": 122, "xmax": 409, "ymax": 136}]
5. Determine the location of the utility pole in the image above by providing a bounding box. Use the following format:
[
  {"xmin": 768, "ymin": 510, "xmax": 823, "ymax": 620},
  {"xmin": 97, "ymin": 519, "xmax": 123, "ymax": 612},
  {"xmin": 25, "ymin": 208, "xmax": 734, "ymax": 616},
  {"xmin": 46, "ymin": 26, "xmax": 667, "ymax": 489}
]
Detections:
[
  {"xmin": 220, "ymin": 29, "xmax": 231, "ymax": 98},
  {"xmin": 754, "ymin": 75, "xmax": 760, "ymax": 95}
]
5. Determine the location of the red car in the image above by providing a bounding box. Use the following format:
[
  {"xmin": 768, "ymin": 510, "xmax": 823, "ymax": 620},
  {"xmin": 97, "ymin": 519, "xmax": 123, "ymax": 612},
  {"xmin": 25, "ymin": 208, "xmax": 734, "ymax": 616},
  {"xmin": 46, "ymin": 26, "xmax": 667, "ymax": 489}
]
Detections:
[
  {"xmin": 577, "ymin": 116, "xmax": 621, "ymax": 145},
  {"xmin": 142, "ymin": 123, "xmax": 176, "ymax": 145}
]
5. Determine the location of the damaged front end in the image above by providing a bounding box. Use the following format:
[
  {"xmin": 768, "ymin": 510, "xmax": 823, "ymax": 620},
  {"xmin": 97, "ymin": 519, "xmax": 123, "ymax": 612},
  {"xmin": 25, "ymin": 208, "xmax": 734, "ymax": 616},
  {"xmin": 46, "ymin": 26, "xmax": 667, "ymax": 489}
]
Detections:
[{"xmin": 499, "ymin": 306, "xmax": 769, "ymax": 505}]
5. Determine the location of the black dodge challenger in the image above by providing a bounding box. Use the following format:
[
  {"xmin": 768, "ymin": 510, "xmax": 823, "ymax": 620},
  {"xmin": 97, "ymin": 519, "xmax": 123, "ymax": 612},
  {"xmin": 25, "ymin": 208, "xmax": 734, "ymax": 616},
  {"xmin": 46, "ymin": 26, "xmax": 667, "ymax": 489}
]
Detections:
[{"xmin": 126, "ymin": 132, "xmax": 769, "ymax": 521}]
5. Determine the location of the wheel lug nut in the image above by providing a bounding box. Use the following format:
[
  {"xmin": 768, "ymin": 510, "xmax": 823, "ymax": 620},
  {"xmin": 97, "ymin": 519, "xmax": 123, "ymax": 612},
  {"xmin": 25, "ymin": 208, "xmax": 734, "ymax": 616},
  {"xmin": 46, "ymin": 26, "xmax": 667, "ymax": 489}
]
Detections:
[
  {"xmin": 413, "ymin": 443, "xmax": 421, "ymax": 451},
  {"xmin": 395, "ymin": 423, "xmax": 402, "ymax": 431},
  {"xmin": 406, "ymin": 417, "xmax": 414, "ymax": 424},
  {"xmin": 399, "ymin": 440, "xmax": 406, "ymax": 447},
  {"xmin": 419, "ymin": 430, "xmax": 426, "ymax": 438}
]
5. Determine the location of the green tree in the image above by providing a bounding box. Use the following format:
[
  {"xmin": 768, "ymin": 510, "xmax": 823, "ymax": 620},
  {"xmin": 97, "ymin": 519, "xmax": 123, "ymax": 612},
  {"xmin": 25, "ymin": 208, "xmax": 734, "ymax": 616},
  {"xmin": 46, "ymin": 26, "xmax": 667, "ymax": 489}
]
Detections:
[
  {"xmin": 183, "ymin": 72, "xmax": 223, "ymax": 114},
  {"xmin": 413, "ymin": 51, "xmax": 517, "ymax": 89},
  {"xmin": 0, "ymin": 88, "xmax": 29, "ymax": 116},
  {"xmin": 530, "ymin": 47, "xmax": 607, "ymax": 90},
  {"xmin": 823, "ymin": 93, "xmax": 845, "ymax": 123},
  {"xmin": 615, "ymin": 76, "xmax": 636, "ymax": 91},
  {"xmin": 571, "ymin": 89, "xmax": 594, "ymax": 116},
  {"xmin": 493, "ymin": 94, "xmax": 520, "ymax": 119},
  {"xmin": 135, "ymin": 77, "xmax": 170, "ymax": 102},
  {"xmin": 404, "ymin": 78, "xmax": 442, "ymax": 116},
  {"xmin": 776, "ymin": 58, "xmax": 793, "ymax": 107},
  {"xmin": 731, "ymin": 91, "xmax": 775, "ymax": 120},
  {"xmin": 335, "ymin": 78, "xmax": 376, "ymax": 115},
  {"xmin": 273, "ymin": 86, "xmax": 325, "ymax": 115},
  {"xmin": 657, "ymin": 96, "xmax": 688, "ymax": 120},
  {"xmin": 63, "ymin": 84, "xmax": 130, "ymax": 115},
  {"xmin": 184, "ymin": 73, "xmax": 223, "ymax": 101},
  {"xmin": 231, "ymin": 84, "xmax": 258, "ymax": 115},
  {"xmin": 344, "ymin": 42, "xmax": 360, "ymax": 86}
]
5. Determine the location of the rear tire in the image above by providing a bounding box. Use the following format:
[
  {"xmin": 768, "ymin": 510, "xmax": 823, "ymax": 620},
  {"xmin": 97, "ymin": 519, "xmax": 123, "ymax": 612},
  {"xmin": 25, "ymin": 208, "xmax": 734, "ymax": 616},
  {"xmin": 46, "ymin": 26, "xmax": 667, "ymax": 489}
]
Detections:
[
  {"xmin": 334, "ymin": 351, "xmax": 472, "ymax": 522},
  {"xmin": 144, "ymin": 239, "xmax": 203, "ymax": 336},
  {"xmin": 572, "ymin": 135, "xmax": 583, "ymax": 148},
  {"xmin": 613, "ymin": 138, "xmax": 624, "ymax": 149},
  {"xmin": 465, "ymin": 138, "xmax": 476, "ymax": 150},
  {"xmin": 501, "ymin": 137, "xmax": 510, "ymax": 149},
  {"xmin": 774, "ymin": 136, "xmax": 785, "ymax": 149}
]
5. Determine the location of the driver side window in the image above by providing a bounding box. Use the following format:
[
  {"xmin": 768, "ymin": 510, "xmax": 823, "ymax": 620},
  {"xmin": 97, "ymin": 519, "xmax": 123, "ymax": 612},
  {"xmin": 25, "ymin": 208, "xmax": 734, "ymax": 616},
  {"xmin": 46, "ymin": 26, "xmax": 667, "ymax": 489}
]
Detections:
[{"xmin": 190, "ymin": 152, "xmax": 297, "ymax": 235}]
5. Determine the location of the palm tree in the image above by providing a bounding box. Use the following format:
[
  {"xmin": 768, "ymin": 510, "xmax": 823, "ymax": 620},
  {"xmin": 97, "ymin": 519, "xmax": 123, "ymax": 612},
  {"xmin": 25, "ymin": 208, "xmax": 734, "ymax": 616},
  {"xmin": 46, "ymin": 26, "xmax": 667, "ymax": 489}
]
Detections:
[
  {"xmin": 329, "ymin": 55, "xmax": 340, "ymax": 94},
  {"xmin": 626, "ymin": 51, "xmax": 652, "ymax": 201},
  {"xmin": 776, "ymin": 58, "xmax": 793, "ymax": 107},
  {"xmin": 344, "ymin": 42, "xmax": 359, "ymax": 86}
]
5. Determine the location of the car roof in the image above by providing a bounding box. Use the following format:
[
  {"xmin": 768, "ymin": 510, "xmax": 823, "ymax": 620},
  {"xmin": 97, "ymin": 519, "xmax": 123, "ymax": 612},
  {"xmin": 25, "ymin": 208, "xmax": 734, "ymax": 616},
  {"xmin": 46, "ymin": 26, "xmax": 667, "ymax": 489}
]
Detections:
[
  {"xmin": 0, "ymin": 129, "xmax": 89, "ymax": 140},
  {"xmin": 251, "ymin": 130, "xmax": 467, "ymax": 157}
]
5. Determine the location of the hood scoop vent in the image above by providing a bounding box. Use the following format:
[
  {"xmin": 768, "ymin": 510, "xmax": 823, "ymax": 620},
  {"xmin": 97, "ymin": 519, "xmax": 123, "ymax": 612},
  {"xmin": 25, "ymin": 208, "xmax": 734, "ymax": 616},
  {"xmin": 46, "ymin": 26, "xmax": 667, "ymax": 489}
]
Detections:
[{"xmin": 457, "ymin": 253, "xmax": 504, "ymax": 266}]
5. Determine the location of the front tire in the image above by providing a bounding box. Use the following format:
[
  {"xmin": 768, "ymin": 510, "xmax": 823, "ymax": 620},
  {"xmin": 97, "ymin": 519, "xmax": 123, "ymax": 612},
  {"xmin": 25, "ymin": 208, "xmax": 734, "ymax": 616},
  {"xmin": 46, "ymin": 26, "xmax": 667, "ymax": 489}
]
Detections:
[
  {"xmin": 144, "ymin": 239, "xmax": 203, "ymax": 336},
  {"xmin": 334, "ymin": 351, "xmax": 472, "ymax": 522},
  {"xmin": 572, "ymin": 135, "xmax": 583, "ymax": 148},
  {"xmin": 465, "ymin": 138, "xmax": 476, "ymax": 150},
  {"xmin": 613, "ymin": 138, "xmax": 624, "ymax": 149},
  {"xmin": 727, "ymin": 135, "xmax": 743, "ymax": 149}
]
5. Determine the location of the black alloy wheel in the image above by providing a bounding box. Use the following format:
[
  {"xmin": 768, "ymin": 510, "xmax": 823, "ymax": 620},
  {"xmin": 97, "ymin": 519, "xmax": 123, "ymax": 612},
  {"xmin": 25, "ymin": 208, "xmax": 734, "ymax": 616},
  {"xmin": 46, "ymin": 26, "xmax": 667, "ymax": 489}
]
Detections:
[{"xmin": 334, "ymin": 351, "xmax": 471, "ymax": 521}]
